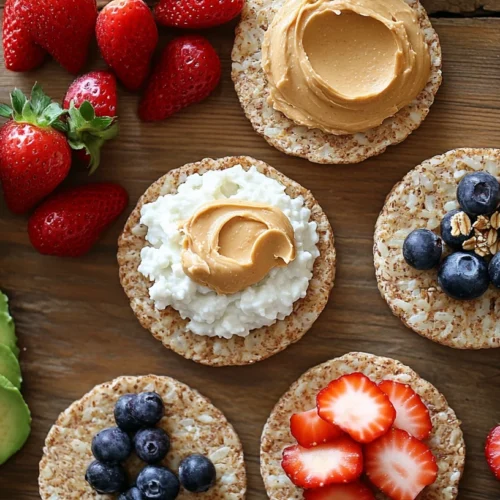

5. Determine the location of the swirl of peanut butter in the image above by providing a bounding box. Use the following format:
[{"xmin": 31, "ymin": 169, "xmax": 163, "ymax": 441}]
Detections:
[
  {"xmin": 262, "ymin": 0, "xmax": 431, "ymax": 135},
  {"xmin": 181, "ymin": 200, "xmax": 296, "ymax": 295}
]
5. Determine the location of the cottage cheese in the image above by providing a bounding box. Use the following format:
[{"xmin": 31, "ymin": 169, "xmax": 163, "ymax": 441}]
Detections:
[{"xmin": 138, "ymin": 165, "xmax": 320, "ymax": 338}]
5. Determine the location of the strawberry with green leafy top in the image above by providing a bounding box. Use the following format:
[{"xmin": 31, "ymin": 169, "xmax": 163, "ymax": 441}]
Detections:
[
  {"xmin": 0, "ymin": 84, "xmax": 71, "ymax": 214},
  {"xmin": 63, "ymin": 72, "xmax": 119, "ymax": 173}
]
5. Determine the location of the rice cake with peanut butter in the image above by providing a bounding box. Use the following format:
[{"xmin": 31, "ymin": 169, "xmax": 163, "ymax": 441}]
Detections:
[
  {"xmin": 231, "ymin": 0, "xmax": 442, "ymax": 164},
  {"xmin": 39, "ymin": 375, "xmax": 246, "ymax": 499},
  {"xmin": 375, "ymin": 148, "xmax": 500, "ymax": 349},
  {"xmin": 261, "ymin": 352, "xmax": 465, "ymax": 499},
  {"xmin": 117, "ymin": 156, "xmax": 335, "ymax": 366}
]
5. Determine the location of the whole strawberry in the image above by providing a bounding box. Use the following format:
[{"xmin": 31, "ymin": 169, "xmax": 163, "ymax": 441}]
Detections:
[
  {"xmin": 64, "ymin": 71, "xmax": 118, "ymax": 118},
  {"xmin": 97, "ymin": 0, "xmax": 158, "ymax": 91},
  {"xmin": 24, "ymin": 0, "xmax": 97, "ymax": 74},
  {"xmin": 3, "ymin": 0, "xmax": 46, "ymax": 72},
  {"xmin": 139, "ymin": 35, "xmax": 221, "ymax": 122},
  {"xmin": 0, "ymin": 84, "xmax": 71, "ymax": 214},
  {"xmin": 28, "ymin": 183, "xmax": 128, "ymax": 257},
  {"xmin": 155, "ymin": 0, "xmax": 245, "ymax": 29},
  {"xmin": 63, "ymin": 71, "xmax": 119, "ymax": 173}
]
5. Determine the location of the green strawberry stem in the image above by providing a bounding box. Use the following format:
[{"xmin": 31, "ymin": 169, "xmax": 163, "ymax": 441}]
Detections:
[
  {"xmin": 66, "ymin": 100, "xmax": 119, "ymax": 175},
  {"xmin": 0, "ymin": 83, "xmax": 67, "ymax": 132}
]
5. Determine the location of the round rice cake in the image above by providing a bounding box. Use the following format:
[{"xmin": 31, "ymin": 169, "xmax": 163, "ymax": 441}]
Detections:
[
  {"xmin": 231, "ymin": 0, "xmax": 442, "ymax": 165},
  {"xmin": 261, "ymin": 352, "xmax": 465, "ymax": 500},
  {"xmin": 375, "ymin": 148, "xmax": 500, "ymax": 349},
  {"xmin": 117, "ymin": 156, "xmax": 335, "ymax": 366},
  {"xmin": 39, "ymin": 375, "xmax": 246, "ymax": 499}
]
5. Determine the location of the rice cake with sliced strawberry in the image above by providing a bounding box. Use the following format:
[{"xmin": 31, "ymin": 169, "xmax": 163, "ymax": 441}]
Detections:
[
  {"xmin": 118, "ymin": 156, "xmax": 335, "ymax": 366},
  {"xmin": 39, "ymin": 375, "xmax": 246, "ymax": 499},
  {"xmin": 261, "ymin": 352, "xmax": 464, "ymax": 499},
  {"xmin": 375, "ymin": 148, "xmax": 500, "ymax": 349},
  {"xmin": 231, "ymin": 0, "xmax": 442, "ymax": 165}
]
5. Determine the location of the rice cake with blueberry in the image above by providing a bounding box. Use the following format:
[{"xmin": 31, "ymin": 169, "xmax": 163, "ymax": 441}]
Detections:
[
  {"xmin": 375, "ymin": 148, "xmax": 500, "ymax": 349},
  {"xmin": 261, "ymin": 352, "xmax": 464, "ymax": 499},
  {"xmin": 39, "ymin": 375, "xmax": 246, "ymax": 499},
  {"xmin": 118, "ymin": 156, "xmax": 335, "ymax": 366},
  {"xmin": 231, "ymin": 0, "xmax": 442, "ymax": 164}
]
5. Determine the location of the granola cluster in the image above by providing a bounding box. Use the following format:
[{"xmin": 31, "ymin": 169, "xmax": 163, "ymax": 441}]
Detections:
[{"xmin": 451, "ymin": 211, "xmax": 500, "ymax": 257}]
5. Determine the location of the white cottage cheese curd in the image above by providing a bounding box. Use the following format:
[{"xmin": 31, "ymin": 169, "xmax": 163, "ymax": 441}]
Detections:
[{"xmin": 138, "ymin": 165, "xmax": 319, "ymax": 338}]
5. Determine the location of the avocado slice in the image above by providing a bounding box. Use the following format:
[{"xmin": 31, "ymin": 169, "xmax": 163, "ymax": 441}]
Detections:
[
  {"xmin": 0, "ymin": 292, "xmax": 8, "ymax": 315},
  {"xmin": 0, "ymin": 291, "xmax": 19, "ymax": 357},
  {"xmin": 0, "ymin": 344, "xmax": 21, "ymax": 390},
  {"xmin": 0, "ymin": 375, "xmax": 31, "ymax": 465}
]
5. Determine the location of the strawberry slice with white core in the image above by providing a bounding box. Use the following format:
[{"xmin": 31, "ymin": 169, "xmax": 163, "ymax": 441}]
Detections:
[
  {"xmin": 365, "ymin": 428, "xmax": 438, "ymax": 500},
  {"xmin": 317, "ymin": 373, "xmax": 396, "ymax": 443},
  {"xmin": 281, "ymin": 437, "xmax": 363, "ymax": 489},
  {"xmin": 485, "ymin": 425, "xmax": 500, "ymax": 480},
  {"xmin": 290, "ymin": 408, "xmax": 344, "ymax": 448},
  {"xmin": 304, "ymin": 481, "xmax": 375, "ymax": 499},
  {"xmin": 378, "ymin": 380, "xmax": 432, "ymax": 441}
]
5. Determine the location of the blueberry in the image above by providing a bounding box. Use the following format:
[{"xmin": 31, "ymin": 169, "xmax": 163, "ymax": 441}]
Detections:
[
  {"xmin": 92, "ymin": 427, "xmax": 132, "ymax": 463},
  {"xmin": 137, "ymin": 465, "xmax": 180, "ymax": 500},
  {"xmin": 438, "ymin": 252, "xmax": 490, "ymax": 300},
  {"xmin": 119, "ymin": 487, "xmax": 144, "ymax": 500},
  {"xmin": 131, "ymin": 392, "xmax": 164, "ymax": 427},
  {"xmin": 85, "ymin": 460, "xmax": 127, "ymax": 494},
  {"xmin": 115, "ymin": 394, "xmax": 142, "ymax": 432},
  {"xmin": 489, "ymin": 253, "xmax": 500, "ymax": 288},
  {"xmin": 457, "ymin": 172, "xmax": 500, "ymax": 216},
  {"xmin": 134, "ymin": 428, "xmax": 170, "ymax": 464},
  {"xmin": 403, "ymin": 229, "xmax": 442, "ymax": 270},
  {"xmin": 440, "ymin": 210, "xmax": 475, "ymax": 250},
  {"xmin": 179, "ymin": 454, "xmax": 216, "ymax": 493}
]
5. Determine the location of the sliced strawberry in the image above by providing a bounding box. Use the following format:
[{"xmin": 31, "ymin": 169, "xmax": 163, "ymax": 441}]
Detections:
[
  {"xmin": 365, "ymin": 428, "xmax": 438, "ymax": 500},
  {"xmin": 304, "ymin": 482, "xmax": 375, "ymax": 500},
  {"xmin": 378, "ymin": 380, "xmax": 432, "ymax": 441},
  {"xmin": 290, "ymin": 409, "xmax": 344, "ymax": 448},
  {"xmin": 281, "ymin": 437, "xmax": 363, "ymax": 489},
  {"xmin": 317, "ymin": 373, "xmax": 396, "ymax": 444},
  {"xmin": 485, "ymin": 425, "xmax": 500, "ymax": 480}
]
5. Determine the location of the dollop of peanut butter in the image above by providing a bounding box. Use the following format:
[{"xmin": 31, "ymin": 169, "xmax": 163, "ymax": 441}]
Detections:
[
  {"xmin": 181, "ymin": 200, "xmax": 296, "ymax": 295},
  {"xmin": 262, "ymin": 0, "xmax": 432, "ymax": 135}
]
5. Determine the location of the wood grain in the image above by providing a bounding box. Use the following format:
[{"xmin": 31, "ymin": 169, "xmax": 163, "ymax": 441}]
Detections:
[{"xmin": 0, "ymin": 8, "xmax": 500, "ymax": 500}]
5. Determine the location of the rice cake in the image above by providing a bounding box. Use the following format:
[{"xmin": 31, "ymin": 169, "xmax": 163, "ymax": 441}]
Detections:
[
  {"xmin": 39, "ymin": 375, "xmax": 246, "ymax": 499},
  {"xmin": 375, "ymin": 148, "xmax": 500, "ymax": 349},
  {"xmin": 261, "ymin": 352, "xmax": 464, "ymax": 499},
  {"xmin": 231, "ymin": 0, "xmax": 442, "ymax": 165},
  {"xmin": 117, "ymin": 156, "xmax": 335, "ymax": 366}
]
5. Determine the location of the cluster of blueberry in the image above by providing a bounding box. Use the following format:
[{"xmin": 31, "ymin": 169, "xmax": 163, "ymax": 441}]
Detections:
[
  {"xmin": 85, "ymin": 392, "xmax": 217, "ymax": 499},
  {"xmin": 403, "ymin": 172, "xmax": 500, "ymax": 300}
]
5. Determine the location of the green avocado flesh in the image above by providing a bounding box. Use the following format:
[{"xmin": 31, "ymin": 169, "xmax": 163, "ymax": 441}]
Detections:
[
  {"xmin": 0, "ymin": 344, "xmax": 21, "ymax": 390},
  {"xmin": 0, "ymin": 292, "xmax": 19, "ymax": 357},
  {"xmin": 0, "ymin": 375, "xmax": 31, "ymax": 465}
]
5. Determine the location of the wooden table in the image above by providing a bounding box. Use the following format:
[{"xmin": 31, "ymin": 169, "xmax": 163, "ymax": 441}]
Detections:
[{"xmin": 0, "ymin": 1, "xmax": 500, "ymax": 498}]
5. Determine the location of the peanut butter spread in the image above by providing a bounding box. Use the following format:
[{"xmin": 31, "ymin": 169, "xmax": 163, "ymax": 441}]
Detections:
[
  {"xmin": 181, "ymin": 200, "xmax": 296, "ymax": 295},
  {"xmin": 262, "ymin": 0, "xmax": 431, "ymax": 135}
]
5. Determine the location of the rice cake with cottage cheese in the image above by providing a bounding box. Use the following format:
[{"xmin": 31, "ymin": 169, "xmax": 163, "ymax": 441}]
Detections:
[
  {"xmin": 117, "ymin": 156, "xmax": 335, "ymax": 366},
  {"xmin": 39, "ymin": 375, "xmax": 246, "ymax": 499},
  {"xmin": 231, "ymin": 0, "xmax": 442, "ymax": 165},
  {"xmin": 261, "ymin": 352, "xmax": 465, "ymax": 499},
  {"xmin": 375, "ymin": 148, "xmax": 500, "ymax": 349}
]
